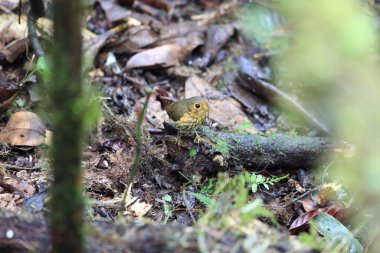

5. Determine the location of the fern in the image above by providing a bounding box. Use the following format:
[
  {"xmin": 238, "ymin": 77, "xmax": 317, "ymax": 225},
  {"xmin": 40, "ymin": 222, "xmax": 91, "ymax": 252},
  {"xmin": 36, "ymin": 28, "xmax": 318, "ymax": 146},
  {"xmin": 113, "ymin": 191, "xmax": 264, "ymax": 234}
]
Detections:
[
  {"xmin": 190, "ymin": 192, "xmax": 212, "ymax": 206},
  {"xmin": 243, "ymin": 172, "xmax": 288, "ymax": 193}
]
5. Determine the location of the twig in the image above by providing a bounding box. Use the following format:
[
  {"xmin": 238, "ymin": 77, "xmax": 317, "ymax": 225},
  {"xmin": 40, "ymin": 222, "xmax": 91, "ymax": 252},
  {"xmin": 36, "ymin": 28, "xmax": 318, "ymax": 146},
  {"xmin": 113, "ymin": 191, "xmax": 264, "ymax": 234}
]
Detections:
[
  {"xmin": 0, "ymin": 4, "xmax": 12, "ymax": 14},
  {"xmin": 27, "ymin": 16, "xmax": 44, "ymax": 58},
  {"xmin": 27, "ymin": 0, "xmax": 45, "ymax": 58},
  {"xmin": 237, "ymin": 59, "xmax": 332, "ymax": 135},
  {"xmin": 92, "ymin": 199, "xmax": 121, "ymax": 208},
  {"xmin": 291, "ymin": 186, "xmax": 321, "ymax": 204},
  {"xmin": 118, "ymin": 88, "xmax": 152, "ymax": 215},
  {"xmin": 1, "ymin": 162, "xmax": 43, "ymax": 171},
  {"xmin": 121, "ymin": 74, "xmax": 146, "ymax": 87},
  {"xmin": 182, "ymin": 190, "xmax": 196, "ymax": 224}
]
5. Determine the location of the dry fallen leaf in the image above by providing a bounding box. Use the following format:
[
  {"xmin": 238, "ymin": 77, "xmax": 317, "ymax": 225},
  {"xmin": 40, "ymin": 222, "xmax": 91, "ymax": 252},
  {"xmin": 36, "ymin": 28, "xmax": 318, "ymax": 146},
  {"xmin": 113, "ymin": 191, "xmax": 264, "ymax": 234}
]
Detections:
[
  {"xmin": 0, "ymin": 0, "xmax": 19, "ymax": 10},
  {"xmin": 122, "ymin": 184, "xmax": 152, "ymax": 218},
  {"xmin": 315, "ymin": 183, "xmax": 342, "ymax": 206},
  {"xmin": 146, "ymin": 95, "xmax": 170, "ymax": 128},
  {"xmin": 138, "ymin": 0, "xmax": 170, "ymax": 11},
  {"xmin": 185, "ymin": 75, "xmax": 257, "ymax": 133},
  {"xmin": 4, "ymin": 38, "xmax": 28, "ymax": 63},
  {"xmin": 0, "ymin": 111, "xmax": 47, "ymax": 147},
  {"xmin": 200, "ymin": 24, "xmax": 235, "ymax": 67},
  {"xmin": 152, "ymin": 22, "xmax": 205, "ymax": 58},
  {"xmin": 96, "ymin": 0, "xmax": 131, "ymax": 23},
  {"xmin": 0, "ymin": 193, "xmax": 22, "ymax": 212},
  {"xmin": 0, "ymin": 13, "xmax": 28, "ymax": 62},
  {"xmin": 109, "ymin": 26, "xmax": 159, "ymax": 54},
  {"xmin": 0, "ymin": 13, "xmax": 26, "ymax": 42},
  {"xmin": 289, "ymin": 205, "xmax": 344, "ymax": 235},
  {"xmin": 302, "ymin": 197, "xmax": 319, "ymax": 212},
  {"xmin": 126, "ymin": 44, "xmax": 186, "ymax": 69},
  {"xmin": 3, "ymin": 176, "xmax": 36, "ymax": 198},
  {"xmin": 0, "ymin": 82, "xmax": 20, "ymax": 112},
  {"xmin": 129, "ymin": 199, "xmax": 152, "ymax": 217}
]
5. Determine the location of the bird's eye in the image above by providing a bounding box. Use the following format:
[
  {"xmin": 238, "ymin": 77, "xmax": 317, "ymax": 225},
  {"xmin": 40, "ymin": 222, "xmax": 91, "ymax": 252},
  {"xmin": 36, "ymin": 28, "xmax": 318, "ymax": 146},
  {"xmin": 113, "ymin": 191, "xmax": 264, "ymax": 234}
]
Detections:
[{"xmin": 194, "ymin": 103, "xmax": 201, "ymax": 109}]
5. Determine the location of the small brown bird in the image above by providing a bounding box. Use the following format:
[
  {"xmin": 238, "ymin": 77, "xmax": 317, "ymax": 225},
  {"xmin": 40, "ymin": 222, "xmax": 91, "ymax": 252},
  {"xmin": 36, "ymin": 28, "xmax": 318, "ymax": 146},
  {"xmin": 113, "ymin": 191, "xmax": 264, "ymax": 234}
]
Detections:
[{"xmin": 165, "ymin": 96, "xmax": 209, "ymax": 130}]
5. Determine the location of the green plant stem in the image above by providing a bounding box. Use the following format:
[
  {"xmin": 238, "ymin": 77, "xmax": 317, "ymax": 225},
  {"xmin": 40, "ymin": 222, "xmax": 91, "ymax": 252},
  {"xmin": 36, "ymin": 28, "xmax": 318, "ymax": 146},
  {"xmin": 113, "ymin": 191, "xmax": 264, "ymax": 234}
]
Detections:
[
  {"xmin": 119, "ymin": 89, "xmax": 152, "ymax": 215},
  {"xmin": 49, "ymin": 0, "xmax": 84, "ymax": 252}
]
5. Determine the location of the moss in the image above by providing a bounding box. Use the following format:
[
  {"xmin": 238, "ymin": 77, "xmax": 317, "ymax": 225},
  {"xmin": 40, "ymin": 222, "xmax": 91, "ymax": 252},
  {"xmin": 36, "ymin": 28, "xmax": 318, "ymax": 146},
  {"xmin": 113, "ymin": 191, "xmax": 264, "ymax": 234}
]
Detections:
[
  {"xmin": 236, "ymin": 121, "xmax": 253, "ymax": 131},
  {"xmin": 214, "ymin": 138, "xmax": 230, "ymax": 157},
  {"xmin": 189, "ymin": 148, "xmax": 197, "ymax": 158}
]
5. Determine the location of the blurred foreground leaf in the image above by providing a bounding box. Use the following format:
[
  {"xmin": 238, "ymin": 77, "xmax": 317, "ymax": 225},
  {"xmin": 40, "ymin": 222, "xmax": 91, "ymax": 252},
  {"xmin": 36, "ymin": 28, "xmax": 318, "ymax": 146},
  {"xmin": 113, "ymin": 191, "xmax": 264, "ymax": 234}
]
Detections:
[{"xmin": 315, "ymin": 213, "xmax": 364, "ymax": 253}]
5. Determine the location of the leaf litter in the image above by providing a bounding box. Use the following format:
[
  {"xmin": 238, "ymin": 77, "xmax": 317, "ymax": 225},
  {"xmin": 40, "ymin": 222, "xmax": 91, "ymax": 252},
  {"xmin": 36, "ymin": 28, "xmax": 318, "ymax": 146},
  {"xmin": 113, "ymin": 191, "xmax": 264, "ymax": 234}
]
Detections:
[{"xmin": 0, "ymin": 0, "xmax": 368, "ymax": 252}]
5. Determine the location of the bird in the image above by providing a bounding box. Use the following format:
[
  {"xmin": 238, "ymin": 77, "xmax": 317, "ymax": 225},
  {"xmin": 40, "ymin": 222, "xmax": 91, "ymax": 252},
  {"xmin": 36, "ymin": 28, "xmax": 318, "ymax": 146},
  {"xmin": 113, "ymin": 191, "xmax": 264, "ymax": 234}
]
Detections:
[{"xmin": 165, "ymin": 96, "xmax": 209, "ymax": 143}]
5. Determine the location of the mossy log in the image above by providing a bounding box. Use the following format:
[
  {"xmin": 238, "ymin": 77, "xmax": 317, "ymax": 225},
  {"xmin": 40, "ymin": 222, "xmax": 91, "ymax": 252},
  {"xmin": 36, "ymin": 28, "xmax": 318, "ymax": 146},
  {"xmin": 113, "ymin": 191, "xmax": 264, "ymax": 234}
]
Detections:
[
  {"xmin": 0, "ymin": 208, "xmax": 309, "ymax": 253},
  {"xmin": 165, "ymin": 126, "xmax": 349, "ymax": 176}
]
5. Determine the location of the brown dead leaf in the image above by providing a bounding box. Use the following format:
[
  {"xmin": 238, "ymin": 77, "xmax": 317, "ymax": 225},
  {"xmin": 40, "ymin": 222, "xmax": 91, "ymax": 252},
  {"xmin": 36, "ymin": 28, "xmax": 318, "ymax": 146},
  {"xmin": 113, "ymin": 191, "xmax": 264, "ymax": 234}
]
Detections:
[
  {"xmin": 126, "ymin": 44, "xmax": 187, "ymax": 69},
  {"xmin": 109, "ymin": 26, "xmax": 159, "ymax": 54},
  {"xmin": 3, "ymin": 176, "xmax": 35, "ymax": 198},
  {"xmin": 0, "ymin": 192, "xmax": 22, "ymax": 212},
  {"xmin": 185, "ymin": 75, "xmax": 221, "ymax": 101},
  {"xmin": 96, "ymin": 0, "xmax": 131, "ymax": 22},
  {"xmin": 146, "ymin": 95, "xmax": 170, "ymax": 128},
  {"xmin": 0, "ymin": 0, "xmax": 19, "ymax": 10},
  {"xmin": 110, "ymin": 21, "xmax": 204, "ymax": 59},
  {"xmin": 0, "ymin": 13, "xmax": 26, "ymax": 42},
  {"xmin": 129, "ymin": 199, "xmax": 152, "ymax": 217},
  {"xmin": 85, "ymin": 23, "xmax": 129, "ymax": 65},
  {"xmin": 315, "ymin": 183, "xmax": 342, "ymax": 206},
  {"xmin": 0, "ymin": 82, "xmax": 20, "ymax": 112},
  {"xmin": 0, "ymin": 182, "xmax": 26, "ymax": 198},
  {"xmin": 4, "ymin": 38, "xmax": 28, "ymax": 63},
  {"xmin": 155, "ymin": 22, "xmax": 205, "ymax": 51},
  {"xmin": 159, "ymin": 22, "xmax": 205, "ymax": 40},
  {"xmin": 302, "ymin": 197, "xmax": 319, "ymax": 212},
  {"xmin": 229, "ymin": 82, "xmax": 261, "ymax": 111},
  {"xmin": 0, "ymin": 13, "xmax": 27, "ymax": 61},
  {"xmin": 185, "ymin": 76, "xmax": 257, "ymax": 133},
  {"xmin": 289, "ymin": 205, "xmax": 344, "ymax": 234},
  {"xmin": 200, "ymin": 24, "xmax": 235, "ymax": 67},
  {"xmin": 121, "ymin": 184, "xmax": 152, "ymax": 218},
  {"xmin": 138, "ymin": 0, "xmax": 170, "ymax": 11},
  {"xmin": 199, "ymin": 0, "xmax": 224, "ymax": 9},
  {"xmin": 0, "ymin": 111, "xmax": 46, "ymax": 147},
  {"xmin": 155, "ymin": 30, "xmax": 204, "ymax": 51},
  {"xmin": 192, "ymin": 2, "xmax": 239, "ymax": 26},
  {"xmin": 287, "ymin": 178, "xmax": 306, "ymax": 193},
  {"xmin": 155, "ymin": 26, "xmax": 205, "ymax": 51}
]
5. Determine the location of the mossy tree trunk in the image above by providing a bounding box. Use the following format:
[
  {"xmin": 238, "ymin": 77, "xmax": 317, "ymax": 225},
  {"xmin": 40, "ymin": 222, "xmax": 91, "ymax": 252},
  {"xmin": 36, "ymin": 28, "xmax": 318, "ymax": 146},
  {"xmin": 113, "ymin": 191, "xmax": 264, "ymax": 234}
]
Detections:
[{"xmin": 50, "ymin": 0, "xmax": 85, "ymax": 252}]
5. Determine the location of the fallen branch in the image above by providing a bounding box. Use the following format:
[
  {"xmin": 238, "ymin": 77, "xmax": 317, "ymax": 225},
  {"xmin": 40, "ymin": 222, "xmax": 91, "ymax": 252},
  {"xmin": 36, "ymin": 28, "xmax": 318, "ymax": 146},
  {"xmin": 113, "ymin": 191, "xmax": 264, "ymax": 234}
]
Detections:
[
  {"xmin": 236, "ymin": 57, "xmax": 331, "ymax": 135},
  {"xmin": 165, "ymin": 125, "xmax": 350, "ymax": 175},
  {"xmin": 1, "ymin": 163, "xmax": 43, "ymax": 171},
  {"xmin": 0, "ymin": 208, "xmax": 309, "ymax": 253}
]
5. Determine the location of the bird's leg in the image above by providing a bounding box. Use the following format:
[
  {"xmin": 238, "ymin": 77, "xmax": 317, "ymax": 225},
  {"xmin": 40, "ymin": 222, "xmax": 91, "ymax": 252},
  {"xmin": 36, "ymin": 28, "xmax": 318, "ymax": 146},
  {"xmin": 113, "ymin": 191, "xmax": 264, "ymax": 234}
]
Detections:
[
  {"xmin": 193, "ymin": 129, "xmax": 206, "ymax": 144},
  {"xmin": 175, "ymin": 129, "xmax": 182, "ymax": 147}
]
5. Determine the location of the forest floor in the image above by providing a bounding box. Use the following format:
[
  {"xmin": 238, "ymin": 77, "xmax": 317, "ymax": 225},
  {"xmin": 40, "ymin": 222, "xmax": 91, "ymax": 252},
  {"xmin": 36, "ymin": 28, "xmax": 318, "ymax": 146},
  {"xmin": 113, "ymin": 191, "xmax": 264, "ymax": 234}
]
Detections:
[{"xmin": 0, "ymin": 1, "xmax": 368, "ymax": 252}]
